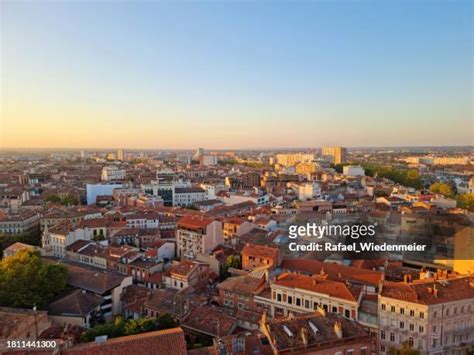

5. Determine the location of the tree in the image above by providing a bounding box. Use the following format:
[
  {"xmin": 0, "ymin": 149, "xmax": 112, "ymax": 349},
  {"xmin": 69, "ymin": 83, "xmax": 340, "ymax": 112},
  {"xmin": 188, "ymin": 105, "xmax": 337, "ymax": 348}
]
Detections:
[
  {"xmin": 80, "ymin": 314, "xmax": 178, "ymax": 343},
  {"xmin": 0, "ymin": 250, "xmax": 67, "ymax": 308},
  {"xmin": 388, "ymin": 340, "xmax": 421, "ymax": 355},
  {"xmin": 429, "ymin": 182, "xmax": 454, "ymax": 198},
  {"xmin": 220, "ymin": 255, "xmax": 241, "ymax": 280},
  {"xmin": 456, "ymin": 193, "xmax": 474, "ymax": 212},
  {"xmin": 61, "ymin": 194, "xmax": 78, "ymax": 206},
  {"xmin": 46, "ymin": 195, "xmax": 61, "ymax": 203}
]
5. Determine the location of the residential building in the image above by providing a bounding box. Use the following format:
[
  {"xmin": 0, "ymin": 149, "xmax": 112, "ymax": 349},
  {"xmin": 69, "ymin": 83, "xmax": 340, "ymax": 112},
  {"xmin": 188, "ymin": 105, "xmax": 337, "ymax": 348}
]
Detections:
[
  {"xmin": 101, "ymin": 166, "xmax": 126, "ymax": 181},
  {"xmin": 260, "ymin": 312, "xmax": 372, "ymax": 355},
  {"xmin": 322, "ymin": 146, "xmax": 347, "ymax": 165},
  {"xmin": 241, "ymin": 243, "xmax": 281, "ymax": 271},
  {"xmin": 255, "ymin": 272, "xmax": 360, "ymax": 320},
  {"xmin": 378, "ymin": 275, "xmax": 474, "ymax": 354},
  {"xmin": 343, "ymin": 165, "xmax": 365, "ymax": 177},
  {"xmin": 163, "ymin": 260, "xmax": 210, "ymax": 291},
  {"xmin": 176, "ymin": 215, "xmax": 224, "ymax": 259}
]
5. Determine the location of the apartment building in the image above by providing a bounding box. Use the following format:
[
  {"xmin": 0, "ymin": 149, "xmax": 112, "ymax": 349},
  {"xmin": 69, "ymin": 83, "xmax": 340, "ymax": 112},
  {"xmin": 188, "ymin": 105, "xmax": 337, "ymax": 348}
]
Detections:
[
  {"xmin": 241, "ymin": 243, "xmax": 281, "ymax": 271},
  {"xmin": 255, "ymin": 272, "xmax": 360, "ymax": 321},
  {"xmin": 378, "ymin": 275, "xmax": 474, "ymax": 354},
  {"xmin": 0, "ymin": 210, "xmax": 40, "ymax": 235},
  {"xmin": 176, "ymin": 215, "xmax": 224, "ymax": 259},
  {"xmin": 322, "ymin": 146, "xmax": 347, "ymax": 165},
  {"xmin": 101, "ymin": 166, "xmax": 126, "ymax": 181},
  {"xmin": 275, "ymin": 153, "xmax": 315, "ymax": 168}
]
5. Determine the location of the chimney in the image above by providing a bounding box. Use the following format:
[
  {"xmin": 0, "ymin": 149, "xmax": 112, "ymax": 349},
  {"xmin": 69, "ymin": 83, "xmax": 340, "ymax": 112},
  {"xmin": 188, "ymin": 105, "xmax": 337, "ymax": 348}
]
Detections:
[
  {"xmin": 433, "ymin": 284, "xmax": 438, "ymax": 298},
  {"xmin": 334, "ymin": 321, "xmax": 343, "ymax": 339},
  {"xmin": 300, "ymin": 328, "xmax": 308, "ymax": 346}
]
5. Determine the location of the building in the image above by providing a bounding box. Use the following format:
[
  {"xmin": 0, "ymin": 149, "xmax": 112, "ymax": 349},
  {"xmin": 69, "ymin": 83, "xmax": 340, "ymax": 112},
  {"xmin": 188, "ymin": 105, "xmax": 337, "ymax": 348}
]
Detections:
[
  {"xmin": 221, "ymin": 192, "xmax": 270, "ymax": 206},
  {"xmin": 223, "ymin": 218, "xmax": 255, "ymax": 243},
  {"xmin": 260, "ymin": 312, "xmax": 372, "ymax": 355},
  {"xmin": 218, "ymin": 273, "xmax": 266, "ymax": 312},
  {"xmin": 288, "ymin": 181, "xmax": 322, "ymax": 201},
  {"xmin": 117, "ymin": 148, "xmax": 125, "ymax": 161},
  {"xmin": 64, "ymin": 327, "xmax": 187, "ymax": 355},
  {"xmin": 86, "ymin": 183, "xmax": 123, "ymax": 205},
  {"xmin": 174, "ymin": 187, "xmax": 206, "ymax": 207},
  {"xmin": 163, "ymin": 260, "xmax": 210, "ymax": 291},
  {"xmin": 378, "ymin": 275, "xmax": 474, "ymax": 354},
  {"xmin": 322, "ymin": 146, "xmax": 347, "ymax": 165},
  {"xmin": 275, "ymin": 153, "xmax": 315, "ymax": 168},
  {"xmin": 47, "ymin": 289, "xmax": 105, "ymax": 328},
  {"xmin": 176, "ymin": 215, "xmax": 224, "ymax": 259},
  {"xmin": 343, "ymin": 165, "xmax": 365, "ymax": 177},
  {"xmin": 42, "ymin": 222, "xmax": 93, "ymax": 258},
  {"xmin": 0, "ymin": 210, "xmax": 40, "ymax": 235},
  {"xmin": 201, "ymin": 154, "xmax": 218, "ymax": 166},
  {"xmin": 241, "ymin": 243, "xmax": 281, "ymax": 271},
  {"xmin": 46, "ymin": 259, "xmax": 133, "ymax": 319},
  {"xmin": 101, "ymin": 166, "xmax": 126, "ymax": 181},
  {"xmin": 255, "ymin": 272, "xmax": 360, "ymax": 320},
  {"xmin": 3, "ymin": 242, "xmax": 36, "ymax": 258},
  {"xmin": 0, "ymin": 307, "xmax": 51, "ymax": 343}
]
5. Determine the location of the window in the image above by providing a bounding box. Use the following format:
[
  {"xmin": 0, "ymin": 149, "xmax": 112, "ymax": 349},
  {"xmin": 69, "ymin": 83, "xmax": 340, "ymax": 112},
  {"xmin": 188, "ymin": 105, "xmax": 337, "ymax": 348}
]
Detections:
[
  {"xmin": 347, "ymin": 350, "xmax": 354, "ymax": 355},
  {"xmin": 391, "ymin": 306, "xmax": 396, "ymax": 312},
  {"xmin": 400, "ymin": 307, "xmax": 405, "ymax": 315},
  {"xmin": 390, "ymin": 333, "xmax": 395, "ymax": 342},
  {"xmin": 420, "ymin": 312, "xmax": 424, "ymax": 319},
  {"xmin": 296, "ymin": 298, "xmax": 301, "ymax": 307},
  {"xmin": 361, "ymin": 348, "xmax": 367, "ymax": 355},
  {"xmin": 381, "ymin": 330, "xmax": 386, "ymax": 340},
  {"xmin": 381, "ymin": 345, "xmax": 386, "ymax": 353},
  {"xmin": 409, "ymin": 337, "xmax": 414, "ymax": 347},
  {"xmin": 277, "ymin": 293, "xmax": 282, "ymax": 302},
  {"xmin": 332, "ymin": 306, "xmax": 338, "ymax": 313},
  {"xmin": 419, "ymin": 325, "xmax": 424, "ymax": 333},
  {"xmin": 400, "ymin": 321, "xmax": 405, "ymax": 329},
  {"xmin": 381, "ymin": 304, "xmax": 386, "ymax": 311},
  {"xmin": 345, "ymin": 309, "xmax": 350, "ymax": 318},
  {"xmin": 288, "ymin": 296, "xmax": 293, "ymax": 304},
  {"xmin": 305, "ymin": 300, "xmax": 310, "ymax": 309},
  {"xmin": 409, "ymin": 323, "xmax": 414, "ymax": 331}
]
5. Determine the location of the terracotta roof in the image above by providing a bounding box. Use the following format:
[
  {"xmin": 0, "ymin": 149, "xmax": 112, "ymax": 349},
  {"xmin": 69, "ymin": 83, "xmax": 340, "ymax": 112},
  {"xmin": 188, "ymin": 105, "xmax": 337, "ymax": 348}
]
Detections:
[
  {"xmin": 47, "ymin": 289, "xmax": 103, "ymax": 317},
  {"xmin": 44, "ymin": 259, "xmax": 129, "ymax": 294},
  {"xmin": 177, "ymin": 215, "xmax": 215, "ymax": 230},
  {"xmin": 217, "ymin": 275, "xmax": 264, "ymax": 296},
  {"xmin": 281, "ymin": 259, "xmax": 383, "ymax": 286},
  {"xmin": 264, "ymin": 312, "xmax": 369, "ymax": 352},
  {"xmin": 274, "ymin": 273, "xmax": 359, "ymax": 303},
  {"xmin": 64, "ymin": 327, "xmax": 186, "ymax": 355},
  {"xmin": 121, "ymin": 285, "xmax": 151, "ymax": 314},
  {"xmin": 242, "ymin": 243, "xmax": 279, "ymax": 259},
  {"xmin": 182, "ymin": 305, "xmax": 237, "ymax": 337},
  {"xmin": 380, "ymin": 276, "xmax": 474, "ymax": 305}
]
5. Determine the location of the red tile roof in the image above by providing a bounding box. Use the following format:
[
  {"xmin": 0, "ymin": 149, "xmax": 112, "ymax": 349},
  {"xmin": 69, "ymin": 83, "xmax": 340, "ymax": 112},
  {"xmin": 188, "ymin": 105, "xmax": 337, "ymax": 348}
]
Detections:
[
  {"xmin": 177, "ymin": 215, "xmax": 215, "ymax": 230},
  {"xmin": 274, "ymin": 272, "xmax": 360, "ymax": 302},
  {"xmin": 64, "ymin": 327, "xmax": 186, "ymax": 355}
]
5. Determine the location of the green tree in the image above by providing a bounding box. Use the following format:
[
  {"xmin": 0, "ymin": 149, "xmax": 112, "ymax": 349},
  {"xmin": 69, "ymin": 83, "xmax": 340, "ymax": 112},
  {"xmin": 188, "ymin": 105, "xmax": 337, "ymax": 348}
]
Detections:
[
  {"xmin": 388, "ymin": 340, "xmax": 421, "ymax": 355},
  {"xmin": 0, "ymin": 250, "xmax": 67, "ymax": 308},
  {"xmin": 429, "ymin": 182, "xmax": 454, "ymax": 198},
  {"xmin": 80, "ymin": 314, "xmax": 178, "ymax": 343},
  {"xmin": 220, "ymin": 255, "xmax": 241, "ymax": 280},
  {"xmin": 61, "ymin": 194, "xmax": 79, "ymax": 206},
  {"xmin": 46, "ymin": 195, "xmax": 61, "ymax": 203},
  {"xmin": 456, "ymin": 193, "xmax": 474, "ymax": 212}
]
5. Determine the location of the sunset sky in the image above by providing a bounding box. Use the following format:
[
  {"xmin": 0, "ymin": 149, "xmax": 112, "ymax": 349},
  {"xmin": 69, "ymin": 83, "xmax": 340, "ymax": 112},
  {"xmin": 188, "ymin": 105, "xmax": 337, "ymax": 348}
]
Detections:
[{"xmin": 1, "ymin": 0, "xmax": 472, "ymax": 149}]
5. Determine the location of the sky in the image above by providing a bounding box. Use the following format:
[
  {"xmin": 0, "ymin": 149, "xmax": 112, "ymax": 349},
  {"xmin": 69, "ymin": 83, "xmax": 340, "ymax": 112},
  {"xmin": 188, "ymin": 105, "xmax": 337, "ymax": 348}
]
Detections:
[{"xmin": 1, "ymin": 0, "xmax": 472, "ymax": 149}]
